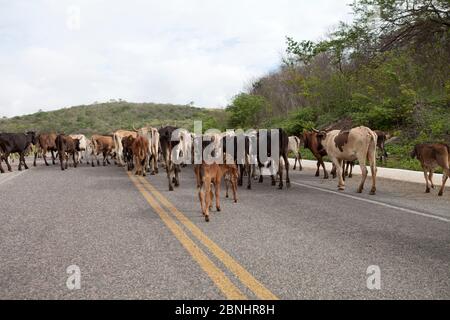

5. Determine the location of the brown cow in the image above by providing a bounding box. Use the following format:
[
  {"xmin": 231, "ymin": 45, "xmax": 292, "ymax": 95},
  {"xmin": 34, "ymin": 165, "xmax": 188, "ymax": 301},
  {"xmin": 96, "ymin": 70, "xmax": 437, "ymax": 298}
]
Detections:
[
  {"xmin": 195, "ymin": 162, "xmax": 239, "ymax": 222},
  {"xmin": 374, "ymin": 130, "xmax": 388, "ymax": 162},
  {"xmin": 131, "ymin": 135, "xmax": 149, "ymax": 176},
  {"xmin": 55, "ymin": 134, "xmax": 80, "ymax": 171},
  {"xmin": 33, "ymin": 133, "xmax": 57, "ymax": 167},
  {"xmin": 411, "ymin": 143, "xmax": 449, "ymax": 196},
  {"xmin": 90, "ymin": 135, "xmax": 115, "ymax": 167},
  {"xmin": 302, "ymin": 131, "xmax": 329, "ymax": 179},
  {"xmin": 122, "ymin": 136, "xmax": 135, "ymax": 171}
]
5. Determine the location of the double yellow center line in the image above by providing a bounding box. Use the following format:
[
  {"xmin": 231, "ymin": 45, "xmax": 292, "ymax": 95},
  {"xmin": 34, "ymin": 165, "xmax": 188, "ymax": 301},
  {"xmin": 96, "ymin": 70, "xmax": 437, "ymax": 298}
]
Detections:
[{"xmin": 128, "ymin": 172, "xmax": 278, "ymax": 300}]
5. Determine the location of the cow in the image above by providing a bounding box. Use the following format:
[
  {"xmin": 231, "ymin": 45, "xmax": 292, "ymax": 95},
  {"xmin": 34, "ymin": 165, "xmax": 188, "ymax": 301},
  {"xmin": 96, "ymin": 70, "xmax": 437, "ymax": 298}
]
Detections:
[
  {"xmin": 256, "ymin": 129, "xmax": 291, "ymax": 189},
  {"xmin": 55, "ymin": 134, "xmax": 80, "ymax": 171},
  {"xmin": 411, "ymin": 143, "xmax": 449, "ymax": 196},
  {"xmin": 195, "ymin": 160, "xmax": 239, "ymax": 222},
  {"xmin": 288, "ymin": 136, "xmax": 303, "ymax": 171},
  {"xmin": 0, "ymin": 132, "xmax": 36, "ymax": 173},
  {"xmin": 122, "ymin": 136, "xmax": 135, "ymax": 171},
  {"xmin": 131, "ymin": 135, "xmax": 149, "ymax": 176},
  {"xmin": 69, "ymin": 134, "xmax": 88, "ymax": 164},
  {"xmin": 178, "ymin": 129, "xmax": 193, "ymax": 167},
  {"xmin": 90, "ymin": 135, "xmax": 115, "ymax": 167},
  {"xmin": 33, "ymin": 133, "xmax": 57, "ymax": 167},
  {"xmin": 374, "ymin": 130, "xmax": 388, "ymax": 163},
  {"xmin": 113, "ymin": 130, "xmax": 138, "ymax": 166},
  {"xmin": 302, "ymin": 131, "xmax": 329, "ymax": 179},
  {"xmin": 316, "ymin": 126, "xmax": 378, "ymax": 194},
  {"xmin": 135, "ymin": 126, "xmax": 160, "ymax": 175},
  {"xmin": 159, "ymin": 126, "xmax": 182, "ymax": 191}
]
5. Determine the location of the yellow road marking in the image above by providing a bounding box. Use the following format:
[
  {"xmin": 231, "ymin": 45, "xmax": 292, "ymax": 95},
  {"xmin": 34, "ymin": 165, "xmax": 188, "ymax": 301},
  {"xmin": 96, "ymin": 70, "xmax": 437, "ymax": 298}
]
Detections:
[
  {"xmin": 138, "ymin": 176, "xmax": 279, "ymax": 300},
  {"xmin": 128, "ymin": 173, "xmax": 247, "ymax": 300}
]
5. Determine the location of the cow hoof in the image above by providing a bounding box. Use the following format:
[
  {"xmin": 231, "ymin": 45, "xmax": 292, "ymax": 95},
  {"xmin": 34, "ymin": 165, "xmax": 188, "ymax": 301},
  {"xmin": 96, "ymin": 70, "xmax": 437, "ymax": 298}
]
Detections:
[
  {"xmin": 217, "ymin": 207, "xmax": 221, "ymax": 212},
  {"xmin": 324, "ymin": 176, "xmax": 329, "ymax": 180},
  {"xmin": 438, "ymin": 191, "xmax": 443, "ymax": 197},
  {"xmin": 205, "ymin": 216, "xmax": 210, "ymax": 222},
  {"xmin": 247, "ymin": 185, "xmax": 252, "ymax": 190},
  {"xmin": 357, "ymin": 189, "xmax": 363, "ymax": 194},
  {"xmin": 169, "ymin": 186, "xmax": 174, "ymax": 191},
  {"xmin": 426, "ymin": 188, "xmax": 431, "ymax": 193},
  {"xmin": 338, "ymin": 187, "xmax": 345, "ymax": 191},
  {"xmin": 370, "ymin": 191, "xmax": 376, "ymax": 195},
  {"xmin": 315, "ymin": 173, "xmax": 320, "ymax": 177},
  {"xmin": 287, "ymin": 182, "xmax": 291, "ymax": 189},
  {"xmin": 272, "ymin": 181, "xmax": 277, "ymax": 186},
  {"xmin": 151, "ymin": 171, "xmax": 156, "ymax": 176},
  {"xmin": 226, "ymin": 195, "xmax": 229, "ymax": 198}
]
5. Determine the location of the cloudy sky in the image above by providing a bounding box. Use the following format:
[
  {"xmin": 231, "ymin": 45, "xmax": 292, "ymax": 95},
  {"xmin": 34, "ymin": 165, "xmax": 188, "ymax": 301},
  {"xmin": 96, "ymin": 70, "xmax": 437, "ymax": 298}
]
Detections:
[{"xmin": 0, "ymin": 0, "xmax": 353, "ymax": 117}]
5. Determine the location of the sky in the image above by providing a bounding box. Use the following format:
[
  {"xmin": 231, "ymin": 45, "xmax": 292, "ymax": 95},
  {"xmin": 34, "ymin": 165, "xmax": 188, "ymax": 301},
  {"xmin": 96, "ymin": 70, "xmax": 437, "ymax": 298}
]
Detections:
[{"xmin": 0, "ymin": 0, "xmax": 353, "ymax": 117}]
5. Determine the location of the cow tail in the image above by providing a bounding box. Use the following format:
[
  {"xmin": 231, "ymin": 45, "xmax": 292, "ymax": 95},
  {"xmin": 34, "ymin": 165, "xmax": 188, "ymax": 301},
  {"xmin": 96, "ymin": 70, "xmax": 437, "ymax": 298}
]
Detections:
[{"xmin": 411, "ymin": 146, "xmax": 418, "ymax": 159}]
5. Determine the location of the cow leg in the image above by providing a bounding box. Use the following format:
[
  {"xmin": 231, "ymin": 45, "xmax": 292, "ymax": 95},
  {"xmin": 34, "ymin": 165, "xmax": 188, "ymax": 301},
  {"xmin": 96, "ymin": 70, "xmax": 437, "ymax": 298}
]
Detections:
[
  {"xmin": 33, "ymin": 150, "xmax": 38, "ymax": 167},
  {"xmin": 204, "ymin": 177, "xmax": 212, "ymax": 222},
  {"xmin": 332, "ymin": 159, "xmax": 344, "ymax": 191},
  {"xmin": 320, "ymin": 158, "xmax": 329, "ymax": 179},
  {"xmin": 356, "ymin": 156, "xmax": 369, "ymax": 194},
  {"xmin": 293, "ymin": 157, "xmax": 297, "ymax": 171},
  {"xmin": 438, "ymin": 168, "xmax": 449, "ymax": 197},
  {"xmin": 423, "ymin": 168, "xmax": 431, "ymax": 193},
  {"xmin": 22, "ymin": 153, "xmax": 29, "ymax": 170},
  {"xmin": 166, "ymin": 157, "xmax": 174, "ymax": 191},
  {"xmin": 283, "ymin": 153, "xmax": 291, "ymax": 188},
  {"xmin": 278, "ymin": 159, "xmax": 284, "ymax": 189},
  {"xmin": 298, "ymin": 151, "xmax": 303, "ymax": 171},
  {"xmin": 73, "ymin": 152, "xmax": 77, "ymax": 168},
  {"xmin": 238, "ymin": 164, "xmax": 244, "ymax": 187},
  {"xmin": 215, "ymin": 179, "xmax": 221, "ymax": 212},
  {"xmin": 4, "ymin": 154, "xmax": 12, "ymax": 172},
  {"xmin": 315, "ymin": 161, "xmax": 320, "ymax": 177},
  {"xmin": 428, "ymin": 171, "xmax": 435, "ymax": 189},
  {"xmin": 173, "ymin": 164, "xmax": 180, "ymax": 187},
  {"xmin": 247, "ymin": 164, "xmax": 253, "ymax": 190},
  {"xmin": 232, "ymin": 174, "xmax": 238, "ymax": 203},
  {"xmin": 43, "ymin": 150, "xmax": 50, "ymax": 166}
]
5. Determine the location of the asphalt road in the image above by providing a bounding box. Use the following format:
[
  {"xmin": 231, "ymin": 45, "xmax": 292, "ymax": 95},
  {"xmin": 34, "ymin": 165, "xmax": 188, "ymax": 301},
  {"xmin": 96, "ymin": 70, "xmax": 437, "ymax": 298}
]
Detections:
[{"xmin": 0, "ymin": 159, "xmax": 449, "ymax": 300}]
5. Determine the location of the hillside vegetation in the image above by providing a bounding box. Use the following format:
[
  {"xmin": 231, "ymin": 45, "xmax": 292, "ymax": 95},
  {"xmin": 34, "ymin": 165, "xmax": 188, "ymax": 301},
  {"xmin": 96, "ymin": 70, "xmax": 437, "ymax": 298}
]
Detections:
[
  {"xmin": 0, "ymin": 101, "xmax": 227, "ymax": 136},
  {"xmin": 226, "ymin": 0, "xmax": 450, "ymax": 170}
]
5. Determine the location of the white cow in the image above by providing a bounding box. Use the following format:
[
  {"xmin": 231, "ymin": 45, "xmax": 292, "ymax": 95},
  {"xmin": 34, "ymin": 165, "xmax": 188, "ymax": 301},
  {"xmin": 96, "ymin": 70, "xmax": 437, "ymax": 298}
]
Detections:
[
  {"xmin": 288, "ymin": 136, "xmax": 303, "ymax": 171},
  {"xmin": 317, "ymin": 126, "xmax": 378, "ymax": 194},
  {"xmin": 136, "ymin": 126, "xmax": 160, "ymax": 175}
]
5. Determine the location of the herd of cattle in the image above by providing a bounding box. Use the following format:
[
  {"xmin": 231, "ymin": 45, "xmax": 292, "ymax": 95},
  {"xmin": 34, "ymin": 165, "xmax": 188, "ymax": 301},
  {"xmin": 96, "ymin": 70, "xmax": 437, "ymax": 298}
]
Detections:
[{"xmin": 0, "ymin": 126, "xmax": 449, "ymax": 222}]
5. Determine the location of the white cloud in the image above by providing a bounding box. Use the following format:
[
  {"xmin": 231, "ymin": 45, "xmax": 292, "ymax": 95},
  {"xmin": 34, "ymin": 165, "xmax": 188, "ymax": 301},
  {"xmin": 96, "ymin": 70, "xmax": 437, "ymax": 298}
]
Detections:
[{"xmin": 0, "ymin": 0, "xmax": 353, "ymax": 117}]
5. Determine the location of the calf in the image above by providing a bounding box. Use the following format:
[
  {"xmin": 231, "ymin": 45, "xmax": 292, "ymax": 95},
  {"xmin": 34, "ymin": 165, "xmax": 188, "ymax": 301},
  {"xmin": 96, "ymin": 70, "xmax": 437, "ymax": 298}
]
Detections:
[
  {"xmin": 90, "ymin": 135, "xmax": 115, "ymax": 167},
  {"xmin": 288, "ymin": 136, "xmax": 303, "ymax": 171},
  {"xmin": 159, "ymin": 126, "xmax": 181, "ymax": 191},
  {"xmin": 55, "ymin": 134, "xmax": 80, "ymax": 171},
  {"xmin": 69, "ymin": 134, "xmax": 88, "ymax": 164},
  {"xmin": 302, "ymin": 131, "xmax": 329, "ymax": 179},
  {"xmin": 411, "ymin": 143, "xmax": 449, "ymax": 196},
  {"xmin": 196, "ymin": 162, "xmax": 238, "ymax": 222},
  {"xmin": 131, "ymin": 135, "xmax": 149, "ymax": 176},
  {"xmin": 33, "ymin": 133, "xmax": 57, "ymax": 167},
  {"xmin": 0, "ymin": 132, "xmax": 36, "ymax": 173},
  {"xmin": 317, "ymin": 126, "xmax": 377, "ymax": 194},
  {"xmin": 113, "ymin": 130, "xmax": 138, "ymax": 166}
]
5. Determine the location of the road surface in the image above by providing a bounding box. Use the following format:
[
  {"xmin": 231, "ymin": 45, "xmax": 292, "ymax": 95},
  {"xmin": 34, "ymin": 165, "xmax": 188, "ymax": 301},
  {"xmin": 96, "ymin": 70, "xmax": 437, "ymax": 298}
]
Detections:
[{"xmin": 0, "ymin": 160, "xmax": 449, "ymax": 299}]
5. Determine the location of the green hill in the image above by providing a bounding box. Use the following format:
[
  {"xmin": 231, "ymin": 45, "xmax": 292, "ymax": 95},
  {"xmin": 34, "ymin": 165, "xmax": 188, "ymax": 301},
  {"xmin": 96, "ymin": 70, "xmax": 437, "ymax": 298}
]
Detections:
[{"xmin": 0, "ymin": 101, "xmax": 227, "ymax": 136}]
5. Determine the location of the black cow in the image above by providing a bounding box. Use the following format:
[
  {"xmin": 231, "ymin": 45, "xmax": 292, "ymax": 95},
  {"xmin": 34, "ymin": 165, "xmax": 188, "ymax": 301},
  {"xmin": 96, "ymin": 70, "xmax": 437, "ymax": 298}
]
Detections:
[
  {"xmin": 257, "ymin": 129, "xmax": 291, "ymax": 189},
  {"xmin": 122, "ymin": 135, "xmax": 135, "ymax": 172},
  {"xmin": 55, "ymin": 134, "xmax": 80, "ymax": 171},
  {"xmin": 159, "ymin": 126, "xmax": 181, "ymax": 191},
  {"xmin": 0, "ymin": 132, "xmax": 36, "ymax": 173}
]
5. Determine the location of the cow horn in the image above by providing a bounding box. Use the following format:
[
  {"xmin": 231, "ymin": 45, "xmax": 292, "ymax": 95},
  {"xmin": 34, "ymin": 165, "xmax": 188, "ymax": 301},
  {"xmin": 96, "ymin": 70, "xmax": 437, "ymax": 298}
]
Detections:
[
  {"xmin": 132, "ymin": 125, "xmax": 138, "ymax": 132},
  {"xmin": 312, "ymin": 128, "xmax": 319, "ymax": 133}
]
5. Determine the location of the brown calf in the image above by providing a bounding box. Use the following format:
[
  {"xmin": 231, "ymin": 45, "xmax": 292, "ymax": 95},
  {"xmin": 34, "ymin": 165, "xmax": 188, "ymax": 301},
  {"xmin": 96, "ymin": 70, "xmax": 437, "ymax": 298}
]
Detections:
[
  {"xmin": 302, "ymin": 131, "xmax": 329, "ymax": 179},
  {"xmin": 195, "ymin": 163, "xmax": 238, "ymax": 222},
  {"xmin": 91, "ymin": 135, "xmax": 115, "ymax": 167},
  {"xmin": 33, "ymin": 133, "xmax": 57, "ymax": 167},
  {"xmin": 411, "ymin": 143, "xmax": 449, "ymax": 196},
  {"xmin": 55, "ymin": 134, "xmax": 80, "ymax": 171}
]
